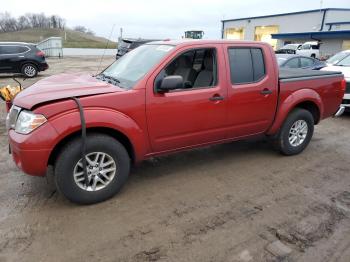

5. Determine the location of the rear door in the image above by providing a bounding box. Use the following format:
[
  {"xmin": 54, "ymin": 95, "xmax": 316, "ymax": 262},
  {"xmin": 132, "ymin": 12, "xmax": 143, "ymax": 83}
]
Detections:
[
  {"xmin": 146, "ymin": 44, "xmax": 228, "ymax": 152},
  {"xmin": 223, "ymin": 43, "xmax": 278, "ymax": 138}
]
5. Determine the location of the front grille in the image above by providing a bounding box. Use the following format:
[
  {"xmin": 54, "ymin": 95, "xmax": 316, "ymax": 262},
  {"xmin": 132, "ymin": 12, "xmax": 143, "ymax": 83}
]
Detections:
[
  {"xmin": 346, "ymin": 82, "xmax": 350, "ymax": 94},
  {"xmin": 343, "ymin": 99, "xmax": 350, "ymax": 105}
]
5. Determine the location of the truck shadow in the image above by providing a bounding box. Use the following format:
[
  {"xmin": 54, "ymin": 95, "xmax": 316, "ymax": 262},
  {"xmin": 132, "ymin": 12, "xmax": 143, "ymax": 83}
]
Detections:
[{"xmin": 130, "ymin": 138, "xmax": 277, "ymax": 181}]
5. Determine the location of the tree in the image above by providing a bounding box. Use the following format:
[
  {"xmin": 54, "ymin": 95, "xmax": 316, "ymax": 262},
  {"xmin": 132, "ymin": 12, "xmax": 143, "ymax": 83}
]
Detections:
[
  {"xmin": 0, "ymin": 12, "xmax": 18, "ymax": 32},
  {"xmin": 17, "ymin": 15, "xmax": 31, "ymax": 30},
  {"xmin": 0, "ymin": 12, "xmax": 66, "ymax": 32},
  {"xmin": 86, "ymin": 29, "xmax": 95, "ymax": 36},
  {"xmin": 73, "ymin": 25, "xmax": 87, "ymax": 33}
]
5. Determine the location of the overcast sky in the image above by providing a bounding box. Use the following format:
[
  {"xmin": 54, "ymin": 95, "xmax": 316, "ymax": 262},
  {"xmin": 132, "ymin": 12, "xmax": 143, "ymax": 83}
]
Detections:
[{"xmin": 3, "ymin": 0, "xmax": 350, "ymax": 41}]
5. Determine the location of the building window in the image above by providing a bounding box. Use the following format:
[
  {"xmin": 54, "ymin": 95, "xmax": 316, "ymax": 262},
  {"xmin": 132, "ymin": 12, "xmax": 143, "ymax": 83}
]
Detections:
[
  {"xmin": 343, "ymin": 40, "xmax": 350, "ymax": 50},
  {"xmin": 225, "ymin": 28, "xmax": 244, "ymax": 40},
  {"xmin": 254, "ymin": 25, "xmax": 279, "ymax": 49}
]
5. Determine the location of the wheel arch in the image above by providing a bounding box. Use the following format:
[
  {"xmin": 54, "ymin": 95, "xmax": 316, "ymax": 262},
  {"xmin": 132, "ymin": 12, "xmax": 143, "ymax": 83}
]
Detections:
[
  {"xmin": 294, "ymin": 100, "xmax": 320, "ymax": 124},
  {"xmin": 267, "ymin": 88, "xmax": 323, "ymax": 135},
  {"xmin": 48, "ymin": 127, "xmax": 135, "ymax": 167},
  {"xmin": 20, "ymin": 61, "xmax": 39, "ymax": 70}
]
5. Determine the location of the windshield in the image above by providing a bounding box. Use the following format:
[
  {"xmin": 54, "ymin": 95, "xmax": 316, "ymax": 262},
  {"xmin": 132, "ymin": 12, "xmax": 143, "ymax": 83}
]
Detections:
[
  {"xmin": 327, "ymin": 51, "xmax": 350, "ymax": 65},
  {"xmin": 337, "ymin": 55, "xmax": 350, "ymax": 66},
  {"xmin": 282, "ymin": 44, "xmax": 298, "ymax": 50},
  {"xmin": 101, "ymin": 44, "xmax": 174, "ymax": 89}
]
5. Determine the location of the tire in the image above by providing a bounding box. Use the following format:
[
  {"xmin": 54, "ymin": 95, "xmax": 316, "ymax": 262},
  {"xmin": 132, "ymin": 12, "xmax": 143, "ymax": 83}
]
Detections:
[
  {"xmin": 21, "ymin": 63, "xmax": 38, "ymax": 78},
  {"xmin": 54, "ymin": 134, "xmax": 130, "ymax": 204},
  {"xmin": 311, "ymin": 54, "xmax": 316, "ymax": 58},
  {"xmin": 274, "ymin": 108, "xmax": 314, "ymax": 156}
]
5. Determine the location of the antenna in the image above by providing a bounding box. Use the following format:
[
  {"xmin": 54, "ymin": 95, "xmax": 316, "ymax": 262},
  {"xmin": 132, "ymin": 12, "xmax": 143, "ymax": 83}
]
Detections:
[{"xmin": 96, "ymin": 24, "xmax": 116, "ymax": 76}]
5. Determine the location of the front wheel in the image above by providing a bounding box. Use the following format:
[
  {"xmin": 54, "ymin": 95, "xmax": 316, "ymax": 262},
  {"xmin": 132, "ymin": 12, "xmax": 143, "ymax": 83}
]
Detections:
[
  {"xmin": 54, "ymin": 134, "xmax": 130, "ymax": 204},
  {"xmin": 274, "ymin": 108, "xmax": 314, "ymax": 155}
]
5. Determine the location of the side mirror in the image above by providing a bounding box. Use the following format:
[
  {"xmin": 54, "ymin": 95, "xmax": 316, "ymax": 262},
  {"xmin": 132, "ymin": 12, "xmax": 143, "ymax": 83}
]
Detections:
[{"xmin": 158, "ymin": 75, "xmax": 184, "ymax": 93}]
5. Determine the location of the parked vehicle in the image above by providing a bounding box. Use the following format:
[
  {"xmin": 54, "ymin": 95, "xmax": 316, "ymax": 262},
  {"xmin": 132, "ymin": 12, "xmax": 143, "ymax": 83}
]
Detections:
[
  {"xmin": 184, "ymin": 30, "xmax": 204, "ymax": 39},
  {"xmin": 276, "ymin": 54, "xmax": 326, "ymax": 70},
  {"xmin": 0, "ymin": 42, "xmax": 48, "ymax": 77},
  {"xmin": 322, "ymin": 50, "xmax": 350, "ymax": 111},
  {"xmin": 7, "ymin": 40, "xmax": 345, "ymax": 204},
  {"xmin": 116, "ymin": 38, "xmax": 159, "ymax": 59},
  {"xmin": 326, "ymin": 49, "xmax": 350, "ymax": 66},
  {"xmin": 275, "ymin": 44, "xmax": 302, "ymax": 54},
  {"xmin": 296, "ymin": 41, "xmax": 320, "ymax": 59}
]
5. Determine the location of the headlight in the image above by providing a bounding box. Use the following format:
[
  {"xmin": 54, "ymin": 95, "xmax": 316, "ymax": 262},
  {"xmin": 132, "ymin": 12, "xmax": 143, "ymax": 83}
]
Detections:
[{"xmin": 15, "ymin": 110, "xmax": 47, "ymax": 134}]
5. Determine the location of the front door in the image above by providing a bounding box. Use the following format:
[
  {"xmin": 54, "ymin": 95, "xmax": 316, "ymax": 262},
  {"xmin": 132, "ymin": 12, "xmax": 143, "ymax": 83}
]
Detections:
[
  {"xmin": 0, "ymin": 45, "xmax": 21, "ymax": 72},
  {"xmin": 146, "ymin": 45, "xmax": 228, "ymax": 152}
]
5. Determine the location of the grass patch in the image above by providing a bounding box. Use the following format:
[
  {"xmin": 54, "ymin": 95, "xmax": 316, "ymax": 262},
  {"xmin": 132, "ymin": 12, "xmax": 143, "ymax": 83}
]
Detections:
[{"xmin": 0, "ymin": 28, "xmax": 117, "ymax": 49}]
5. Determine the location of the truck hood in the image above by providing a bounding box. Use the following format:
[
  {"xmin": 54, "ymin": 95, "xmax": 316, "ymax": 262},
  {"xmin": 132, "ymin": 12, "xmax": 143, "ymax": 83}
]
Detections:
[{"xmin": 14, "ymin": 73, "xmax": 123, "ymax": 109}]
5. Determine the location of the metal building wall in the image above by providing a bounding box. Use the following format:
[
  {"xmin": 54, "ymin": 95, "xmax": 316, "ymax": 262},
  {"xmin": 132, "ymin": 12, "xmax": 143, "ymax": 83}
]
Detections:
[
  {"xmin": 222, "ymin": 11, "xmax": 324, "ymax": 41},
  {"xmin": 37, "ymin": 37, "xmax": 63, "ymax": 57}
]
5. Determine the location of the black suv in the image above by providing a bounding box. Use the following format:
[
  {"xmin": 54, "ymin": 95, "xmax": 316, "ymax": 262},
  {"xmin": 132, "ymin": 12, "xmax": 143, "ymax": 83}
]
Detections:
[
  {"xmin": 116, "ymin": 38, "xmax": 160, "ymax": 59},
  {"xmin": 0, "ymin": 42, "xmax": 49, "ymax": 78}
]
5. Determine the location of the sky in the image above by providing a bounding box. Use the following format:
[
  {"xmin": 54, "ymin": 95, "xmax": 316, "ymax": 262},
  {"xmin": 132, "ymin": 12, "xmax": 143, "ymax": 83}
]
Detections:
[{"xmin": 2, "ymin": 0, "xmax": 350, "ymax": 41}]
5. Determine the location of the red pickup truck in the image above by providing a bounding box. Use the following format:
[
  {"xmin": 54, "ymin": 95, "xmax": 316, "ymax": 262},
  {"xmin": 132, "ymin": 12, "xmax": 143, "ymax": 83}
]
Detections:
[{"xmin": 6, "ymin": 40, "xmax": 345, "ymax": 204}]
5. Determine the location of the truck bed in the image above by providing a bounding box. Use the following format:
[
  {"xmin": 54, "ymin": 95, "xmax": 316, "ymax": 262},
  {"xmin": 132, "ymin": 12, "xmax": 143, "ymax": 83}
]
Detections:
[{"xmin": 279, "ymin": 68, "xmax": 343, "ymax": 81}]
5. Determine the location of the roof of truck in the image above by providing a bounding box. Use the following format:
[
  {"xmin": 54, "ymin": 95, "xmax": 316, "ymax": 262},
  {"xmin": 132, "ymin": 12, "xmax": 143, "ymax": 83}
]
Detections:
[{"xmin": 147, "ymin": 39, "xmax": 270, "ymax": 46}]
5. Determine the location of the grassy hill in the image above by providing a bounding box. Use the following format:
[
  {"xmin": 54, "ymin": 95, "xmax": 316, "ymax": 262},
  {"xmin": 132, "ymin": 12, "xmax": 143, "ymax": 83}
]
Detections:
[{"xmin": 0, "ymin": 28, "xmax": 117, "ymax": 49}]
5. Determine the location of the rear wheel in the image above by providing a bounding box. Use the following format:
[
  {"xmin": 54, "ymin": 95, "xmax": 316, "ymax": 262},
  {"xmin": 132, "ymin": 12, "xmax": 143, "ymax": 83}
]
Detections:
[
  {"xmin": 54, "ymin": 134, "xmax": 130, "ymax": 204},
  {"xmin": 21, "ymin": 63, "xmax": 38, "ymax": 78},
  {"xmin": 274, "ymin": 108, "xmax": 314, "ymax": 155}
]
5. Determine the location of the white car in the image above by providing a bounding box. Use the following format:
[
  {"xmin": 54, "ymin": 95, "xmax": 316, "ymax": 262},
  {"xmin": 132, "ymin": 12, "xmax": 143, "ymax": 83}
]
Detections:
[
  {"xmin": 296, "ymin": 42, "xmax": 320, "ymax": 59},
  {"xmin": 322, "ymin": 50, "xmax": 350, "ymax": 111}
]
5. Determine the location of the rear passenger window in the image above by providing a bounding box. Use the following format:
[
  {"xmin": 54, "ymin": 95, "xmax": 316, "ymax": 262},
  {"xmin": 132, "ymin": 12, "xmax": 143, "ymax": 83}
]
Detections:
[
  {"xmin": 0, "ymin": 45, "xmax": 28, "ymax": 54},
  {"xmin": 228, "ymin": 48, "xmax": 266, "ymax": 84},
  {"xmin": 17, "ymin": 46, "xmax": 29, "ymax": 53},
  {"xmin": 251, "ymin": 49, "xmax": 265, "ymax": 81}
]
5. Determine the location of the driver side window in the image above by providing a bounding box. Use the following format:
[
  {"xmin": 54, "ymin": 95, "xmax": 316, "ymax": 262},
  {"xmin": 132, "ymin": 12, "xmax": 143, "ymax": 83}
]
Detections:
[{"xmin": 155, "ymin": 48, "xmax": 217, "ymax": 91}]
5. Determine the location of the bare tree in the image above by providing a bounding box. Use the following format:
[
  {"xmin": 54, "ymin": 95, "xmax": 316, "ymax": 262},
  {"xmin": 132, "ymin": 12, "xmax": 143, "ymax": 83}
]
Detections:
[
  {"xmin": 86, "ymin": 29, "xmax": 95, "ymax": 36},
  {"xmin": 0, "ymin": 12, "xmax": 18, "ymax": 32},
  {"xmin": 0, "ymin": 12, "xmax": 65, "ymax": 32},
  {"xmin": 17, "ymin": 15, "xmax": 31, "ymax": 30},
  {"xmin": 73, "ymin": 25, "xmax": 87, "ymax": 33}
]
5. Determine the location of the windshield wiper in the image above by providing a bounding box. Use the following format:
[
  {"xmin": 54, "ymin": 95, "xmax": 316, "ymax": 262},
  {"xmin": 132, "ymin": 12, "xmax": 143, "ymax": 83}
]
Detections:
[
  {"xmin": 104, "ymin": 75, "xmax": 121, "ymax": 84},
  {"xmin": 96, "ymin": 73, "xmax": 121, "ymax": 86}
]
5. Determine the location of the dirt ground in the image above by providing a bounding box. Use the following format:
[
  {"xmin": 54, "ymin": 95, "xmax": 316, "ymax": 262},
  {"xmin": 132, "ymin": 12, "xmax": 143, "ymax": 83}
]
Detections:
[{"xmin": 0, "ymin": 56, "xmax": 350, "ymax": 262}]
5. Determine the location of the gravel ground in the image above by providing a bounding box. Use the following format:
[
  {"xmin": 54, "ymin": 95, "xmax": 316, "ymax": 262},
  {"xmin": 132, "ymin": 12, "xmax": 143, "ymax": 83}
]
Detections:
[{"xmin": 0, "ymin": 56, "xmax": 349, "ymax": 262}]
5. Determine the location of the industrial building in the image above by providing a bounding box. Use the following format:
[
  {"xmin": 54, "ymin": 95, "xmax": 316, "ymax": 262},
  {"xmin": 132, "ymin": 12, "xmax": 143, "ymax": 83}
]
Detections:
[{"xmin": 221, "ymin": 8, "xmax": 350, "ymax": 57}]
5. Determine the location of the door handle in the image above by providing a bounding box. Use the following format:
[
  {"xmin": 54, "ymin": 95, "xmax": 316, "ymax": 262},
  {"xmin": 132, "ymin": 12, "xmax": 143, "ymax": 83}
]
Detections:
[
  {"xmin": 260, "ymin": 88, "xmax": 273, "ymax": 95},
  {"xmin": 209, "ymin": 95, "xmax": 224, "ymax": 101}
]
